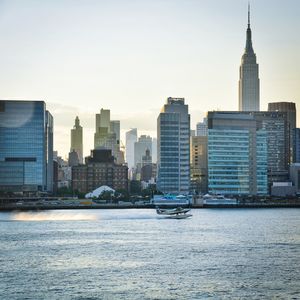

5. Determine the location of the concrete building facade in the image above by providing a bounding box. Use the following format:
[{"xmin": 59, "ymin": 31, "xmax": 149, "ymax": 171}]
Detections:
[
  {"xmin": 268, "ymin": 102, "xmax": 296, "ymax": 163},
  {"xmin": 196, "ymin": 118, "xmax": 208, "ymax": 137},
  {"xmin": 190, "ymin": 136, "xmax": 208, "ymax": 194},
  {"xmin": 125, "ymin": 128, "xmax": 137, "ymax": 170}
]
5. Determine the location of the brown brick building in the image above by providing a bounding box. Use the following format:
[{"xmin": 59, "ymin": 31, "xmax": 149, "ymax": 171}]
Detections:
[{"xmin": 72, "ymin": 149, "xmax": 128, "ymax": 194}]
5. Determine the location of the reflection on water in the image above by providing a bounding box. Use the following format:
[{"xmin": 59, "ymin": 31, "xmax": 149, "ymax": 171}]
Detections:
[
  {"xmin": 11, "ymin": 211, "xmax": 98, "ymax": 221},
  {"xmin": 0, "ymin": 209, "xmax": 300, "ymax": 299}
]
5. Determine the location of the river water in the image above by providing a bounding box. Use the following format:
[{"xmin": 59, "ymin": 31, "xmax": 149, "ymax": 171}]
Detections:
[{"xmin": 0, "ymin": 209, "xmax": 299, "ymax": 299}]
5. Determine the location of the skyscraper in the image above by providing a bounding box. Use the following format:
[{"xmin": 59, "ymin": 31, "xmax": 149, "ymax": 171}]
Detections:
[
  {"xmin": 157, "ymin": 97, "xmax": 190, "ymax": 194},
  {"xmin": 125, "ymin": 128, "xmax": 137, "ymax": 170},
  {"xmin": 190, "ymin": 136, "xmax": 208, "ymax": 194},
  {"xmin": 134, "ymin": 135, "xmax": 152, "ymax": 167},
  {"xmin": 0, "ymin": 100, "xmax": 53, "ymax": 193},
  {"xmin": 268, "ymin": 102, "xmax": 296, "ymax": 163},
  {"xmin": 239, "ymin": 5, "xmax": 260, "ymax": 111},
  {"xmin": 94, "ymin": 108, "xmax": 121, "ymax": 162},
  {"xmin": 70, "ymin": 116, "xmax": 83, "ymax": 164}
]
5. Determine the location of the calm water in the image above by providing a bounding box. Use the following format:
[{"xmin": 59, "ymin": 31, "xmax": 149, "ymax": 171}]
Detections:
[{"xmin": 0, "ymin": 209, "xmax": 300, "ymax": 299}]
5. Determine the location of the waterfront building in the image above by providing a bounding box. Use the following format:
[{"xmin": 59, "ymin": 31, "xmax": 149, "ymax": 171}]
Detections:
[
  {"xmin": 190, "ymin": 136, "xmax": 208, "ymax": 194},
  {"xmin": 0, "ymin": 100, "xmax": 53, "ymax": 193},
  {"xmin": 157, "ymin": 97, "xmax": 190, "ymax": 194},
  {"xmin": 293, "ymin": 128, "xmax": 300, "ymax": 163},
  {"xmin": 125, "ymin": 128, "xmax": 137, "ymax": 170},
  {"xmin": 239, "ymin": 5, "xmax": 260, "ymax": 111},
  {"xmin": 207, "ymin": 112, "xmax": 268, "ymax": 195},
  {"xmin": 134, "ymin": 135, "xmax": 152, "ymax": 167},
  {"xmin": 268, "ymin": 102, "xmax": 296, "ymax": 163},
  {"xmin": 196, "ymin": 118, "xmax": 208, "ymax": 137},
  {"xmin": 70, "ymin": 116, "xmax": 83, "ymax": 164},
  {"xmin": 72, "ymin": 149, "xmax": 128, "ymax": 194},
  {"xmin": 208, "ymin": 111, "xmax": 288, "ymax": 192}
]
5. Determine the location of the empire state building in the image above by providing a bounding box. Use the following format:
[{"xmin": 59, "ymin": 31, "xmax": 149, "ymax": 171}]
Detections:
[{"xmin": 239, "ymin": 6, "xmax": 260, "ymax": 111}]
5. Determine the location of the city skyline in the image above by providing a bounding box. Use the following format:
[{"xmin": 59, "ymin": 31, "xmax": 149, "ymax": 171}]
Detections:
[{"xmin": 0, "ymin": 0, "xmax": 299, "ymax": 157}]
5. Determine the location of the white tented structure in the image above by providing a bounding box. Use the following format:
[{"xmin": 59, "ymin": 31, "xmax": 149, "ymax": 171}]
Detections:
[{"xmin": 85, "ymin": 185, "xmax": 115, "ymax": 199}]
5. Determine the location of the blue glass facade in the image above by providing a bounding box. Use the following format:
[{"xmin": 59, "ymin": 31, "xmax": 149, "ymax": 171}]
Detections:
[
  {"xmin": 0, "ymin": 100, "xmax": 53, "ymax": 192},
  {"xmin": 157, "ymin": 98, "xmax": 190, "ymax": 194},
  {"xmin": 157, "ymin": 113, "xmax": 180, "ymax": 193},
  {"xmin": 208, "ymin": 129, "xmax": 268, "ymax": 195}
]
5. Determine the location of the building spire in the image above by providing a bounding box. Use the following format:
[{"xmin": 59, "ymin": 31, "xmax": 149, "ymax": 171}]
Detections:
[
  {"xmin": 248, "ymin": 2, "xmax": 250, "ymax": 28},
  {"xmin": 245, "ymin": 2, "xmax": 254, "ymax": 54}
]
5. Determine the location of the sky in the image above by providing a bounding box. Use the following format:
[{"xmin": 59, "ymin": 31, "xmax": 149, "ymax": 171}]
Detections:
[{"xmin": 0, "ymin": 0, "xmax": 299, "ymax": 158}]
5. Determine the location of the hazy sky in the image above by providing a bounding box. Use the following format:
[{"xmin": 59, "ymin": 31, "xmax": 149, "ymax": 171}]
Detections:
[{"xmin": 0, "ymin": 0, "xmax": 299, "ymax": 157}]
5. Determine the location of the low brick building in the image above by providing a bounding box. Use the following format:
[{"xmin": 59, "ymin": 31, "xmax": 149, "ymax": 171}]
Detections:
[{"xmin": 72, "ymin": 149, "xmax": 128, "ymax": 194}]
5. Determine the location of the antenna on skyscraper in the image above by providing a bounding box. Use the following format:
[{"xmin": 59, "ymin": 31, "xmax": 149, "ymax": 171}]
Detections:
[{"xmin": 248, "ymin": 2, "xmax": 250, "ymax": 28}]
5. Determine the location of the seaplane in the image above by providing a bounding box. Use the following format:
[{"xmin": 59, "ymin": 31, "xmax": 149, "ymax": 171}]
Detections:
[{"xmin": 156, "ymin": 207, "xmax": 192, "ymax": 219}]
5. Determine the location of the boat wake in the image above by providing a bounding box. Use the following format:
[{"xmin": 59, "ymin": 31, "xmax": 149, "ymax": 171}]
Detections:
[{"xmin": 10, "ymin": 211, "xmax": 98, "ymax": 221}]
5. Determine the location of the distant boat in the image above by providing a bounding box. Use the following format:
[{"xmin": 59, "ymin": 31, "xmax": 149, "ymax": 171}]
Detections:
[
  {"xmin": 202, "ymin": 194, "xmax": 237, "ymax": 205},
  {"xmin": 156, "ymin": 207, "xmax": 192, "ymax": 219}
]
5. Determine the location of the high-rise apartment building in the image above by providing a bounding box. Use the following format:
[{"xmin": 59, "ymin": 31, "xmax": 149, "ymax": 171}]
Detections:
[
  {"xmin": 0, "ymin": 100, "xmax": 53, "ymax": 193},
  {"xmin": 268, "ymin": 102, "xmax": 296, "ymax": 163},
  {"xmin": 239, "ymin": 5, "xmax": 260, "ymax": 111},
  {"xmin": 125, "ymin": 128, "xmax": 137, "ymax": 170},
  {"xmin": 70, "ymin": 116, "xmax": 83, "ymax": 164},
  {"xmin": 207, "ymin": 112, "xmax": 268, "ymax": 195},
  {"xmin": 190, "ymin": 136, "xmax": 208, "ymax": 194},
  {"xmin": 157, "ymin": 97, "xmax": 190, "ymax": 194}
]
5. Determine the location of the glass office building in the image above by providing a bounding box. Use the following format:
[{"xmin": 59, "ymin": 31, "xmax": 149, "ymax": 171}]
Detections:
[
  {"xmin": 208, "ymin": 130, "xmax": 251, "ymax": 195},
  {"xmin": 157, "ymin": 98, "xmax": 190, "ymax": 194},
  {"xmin": 207, "ymin": 112, "xmax": 268, "ymax": 196},
  {"xmin": 0, "ymin": 100, "xmax": 53, "ymax": 193}
]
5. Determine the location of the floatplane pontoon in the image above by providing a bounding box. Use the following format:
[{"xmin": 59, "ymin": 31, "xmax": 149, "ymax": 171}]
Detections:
[{"xmin": 156, "ymin": 207, "xmax": 192, "ymax": 219}]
